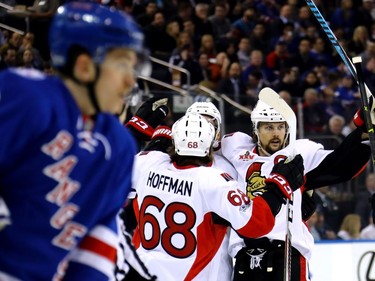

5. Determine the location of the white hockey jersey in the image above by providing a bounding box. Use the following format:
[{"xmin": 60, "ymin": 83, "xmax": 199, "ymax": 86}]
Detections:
[
  {"xmin": 221, "ymin": 132, "xmax": 331, "ymax": 260},
  {"xmin": 131, "ymin": 150, "xmax": 279, "ymax": 281}
]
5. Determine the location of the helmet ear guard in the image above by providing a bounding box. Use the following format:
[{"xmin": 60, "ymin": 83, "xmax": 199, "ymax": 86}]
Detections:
[{"xmin": 172, "ymin": 113, "xmax": 215, "ymax": 157}]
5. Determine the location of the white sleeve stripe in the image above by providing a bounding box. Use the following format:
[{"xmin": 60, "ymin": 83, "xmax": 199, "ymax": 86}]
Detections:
[
  {"xmin": 69, "ymin": 249, "xmax": 115, "ymax": 279},
  {"xmin": 89, "ymin": 225, "xmax": 118, "ymax": 248}
]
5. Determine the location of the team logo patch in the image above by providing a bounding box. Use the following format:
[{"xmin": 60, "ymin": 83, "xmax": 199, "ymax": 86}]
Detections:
[
  {"xmin": 220, "ymin": 173, "xmax": 234, "ymax": 181},
  {"xmin": 245, "ymin": 162, "xmax": 266, "ymax": 199},
  {"xmin": 239, "ymin": 151, "xmax": 253, "ymax": 161}
]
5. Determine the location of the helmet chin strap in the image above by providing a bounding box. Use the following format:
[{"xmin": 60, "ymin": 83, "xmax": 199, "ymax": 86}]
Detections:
[
  {"xmin": 86, "ymin": 65, "xmax": 101, "ymax": 115},
  {"xmin": 69, "ymin": 64, "xmax": 101, "ymax": 116}
]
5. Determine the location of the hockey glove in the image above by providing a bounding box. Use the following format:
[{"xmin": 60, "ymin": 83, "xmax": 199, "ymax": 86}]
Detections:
[
  {"xmin": 0, "ymin": 197, "xmax": 11, "ymax": 231},
  {"xmin": 353, "ymin": 95, "xmax": 375, "ymax": 132},
  {"xmin": 126, "ymin": 97, "xmax": 169, "ymax": 141},
  {"xmin": 143, "ymin": 125, "xmax": 172, "ymax": 152},
  {"xmin": 265, "ymin": 154, "xmax": 305, "ymax": 200},
  {"xmin": 301, "ymin": 190, "xmax": 316, "ymax": 221}
]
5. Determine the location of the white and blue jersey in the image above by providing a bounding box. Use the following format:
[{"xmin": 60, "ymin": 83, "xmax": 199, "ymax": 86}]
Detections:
[{"xmin": 0, "ymin": 68, "xmax": 136, "ymax": 281}]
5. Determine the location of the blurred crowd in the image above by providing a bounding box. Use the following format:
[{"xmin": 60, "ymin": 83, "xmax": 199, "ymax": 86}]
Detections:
[{"xmin": 0, "ymin": 0, "xmax": 374, "ymax": 239}]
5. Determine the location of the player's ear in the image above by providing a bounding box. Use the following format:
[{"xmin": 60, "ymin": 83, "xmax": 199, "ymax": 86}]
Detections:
[{"xmin": 73, "ymin": 53, "xmax": 96, "ymax": 83}]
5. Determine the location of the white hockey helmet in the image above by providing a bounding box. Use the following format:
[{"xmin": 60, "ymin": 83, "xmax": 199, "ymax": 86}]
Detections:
[
  {"xmin": 186, "ymin": 102, "xmax": 221, "ymax": 132},
  {"xmin": 172, "ymin": 113, "xmax": 215, "ymax": 157},
  {"xmin": 251, "ymin": 99, "xmax": 286, "ymax": 131}
]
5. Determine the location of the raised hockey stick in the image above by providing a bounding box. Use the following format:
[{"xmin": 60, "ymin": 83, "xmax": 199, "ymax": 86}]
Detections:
[
  {"xmin": 353, "ymin": 57, "xmax": 375, "ymax": 165},
  {"xmin": 259, "ymin": 87, "xmax": 296, "ymax": 281},
  {"xmin": 305, "ymin": 0, "xmax": 374, "ymax": 100}
]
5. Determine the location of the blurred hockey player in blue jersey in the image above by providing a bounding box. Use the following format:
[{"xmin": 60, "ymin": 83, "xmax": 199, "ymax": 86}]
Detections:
[{"xmin": 0, "ymin": 2, "xmax": 147, "ymax": 280}]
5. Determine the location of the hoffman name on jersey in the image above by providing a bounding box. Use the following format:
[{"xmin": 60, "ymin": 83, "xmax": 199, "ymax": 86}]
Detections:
[{"xmin": 147, "ymin": 171, "xmax": 193, "ymax": 196}]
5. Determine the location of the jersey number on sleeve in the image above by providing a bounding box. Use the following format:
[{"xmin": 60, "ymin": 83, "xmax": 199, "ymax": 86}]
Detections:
[{"xmin": 139, "ymin": 195, "xmax": 197, "ymax": 258}]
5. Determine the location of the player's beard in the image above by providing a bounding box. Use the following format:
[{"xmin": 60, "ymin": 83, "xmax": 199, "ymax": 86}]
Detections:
[{"xmin": 263, "ymin": 138, "xmax": 283, "ymax": 155}]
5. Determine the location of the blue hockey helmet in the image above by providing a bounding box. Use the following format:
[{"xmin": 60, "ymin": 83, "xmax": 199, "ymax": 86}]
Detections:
[{"xmin": 49, "ymin": 1, "xmax": 144, "ymax": 68}]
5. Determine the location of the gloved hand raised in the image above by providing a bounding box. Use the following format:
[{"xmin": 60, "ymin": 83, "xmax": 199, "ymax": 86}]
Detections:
[
  {"xmin": 126, "ymin": 97, "xmax": 169, "ymax": 141},
  {"xmin": 265, "ymin": 154, "xmax": 305, "ymax": 200},
  {"xmin": 353, "ymin": 95, "xmax": 375, "ymax": 132}
]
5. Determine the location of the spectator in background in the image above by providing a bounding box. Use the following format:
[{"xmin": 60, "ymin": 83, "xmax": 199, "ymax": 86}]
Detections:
[
  {"xmin": 266, "ymin": 39, "xmax": 290, "ymax": 78},
  {"xmin": 319, "ymin": 71, "xmax": 345, "ymax": 119},
  {"xmin": 0, "ymin": 31, "xmax": 22, "ymax": 55},
  {"xmin": 249, "ymin": 21, "xmax": 272, "ymax": 54},
  {"xmin": 230, "ymin": 7, "xmax": 257, "ymax": 41},
  {"xmin": 170, "ymin": 31, "xmax": 193, "ymax": 58},
  {"xmin": 216, "ymin": 61, "xmax": 245, "ymax": 103},
  {"xmin": 300, "ymin": 87, "xmax": 328, "ymax": 136},
  {"xmin": 192, "ymin": 3, "xmax": 213, "ymax": 39},
  {"xmin": 315, "ymin": 209, "xmax": 338, "ymax": 240},
  {"xmin": 298, "ymin": 70, "xmax": 321, "ymax": 96},
  {"xmin": 311, "ymin": 37, "xmax": 335, "ymax": 68},
  {"xmin": 356, "ymin": 0, "xmax": 375, "ymax": 34},
  {"xmin": 320, "ymin": 115, "xmax": 346, "ymax": 150},
  {"xmin": 0, "ymin": 46, "xmax": 17, "ymax": 70},
  {"xmin": 196, "ymin": 52, "xmax": 215, "ymax": 89},
  {"xmin": 269, "ymin": 4, "xmax": 295, "ymax": 38},
  {"xmin": 27, "ymin": 0, "xmax": 61, "ymax": 61},
  {"xmin": 355, "ymin": 173, "xmax": 375, "ymax": 229},
  {"xmin": 330, "ymin": 0, "xmax": 357, "ymax": 40},
  {"xmin": 17, "ymin": 32, "xmax": 43, "ymax": 70},
  {"xmin": 245, "ymin": 70, "xmax": 271, "ymax": 108},
  {"xmin": 170, "ymin": 44, "xmax": 203, "ymax": 86},
  {"xmin": 242, "ymin": 49, "xmax": 273, "ymax": 84},
  {"xmin": 306, "ymin": 211, "xmax": 321, "ymax": 241},
  {"xmin": 287, "ymin": 37, "xmax": 317, "ymax": 77},
  {"xmin": 336, "ymin": 74, "xmax": 360, "ymax": 121},
  {"xmin": 273, "ymin": 66, "xmax": 300, "ymax": 97},
  {"xmin": 337, "ymin": 214, "xmax": 361, "ymax": 240},
  {"xmin": 208, "ymin": 51, "xmax": 230, "ymax": 83},
  {"xmin": 347, "ymin": 25, "xmax": 369, "ymax": 57},
  {"xmin": 208, "ymin": 3, "xmax": 231, "ymax": 40},
  {"xmin": 136, "ymin": 0, "xmax": 158, "ymax": 27},
  {"xmin": 144, "ymin": 11, "xmax": 176, "ymax": 59},
  {"xmin": 18, "ymin": 47, "xmax": 35, "ymax": 69},
  {"xmin": 279, "ymin": 90, "xmax": 293, "ymax": 106},
  {"xmin": 198, "ymin": 33, "xmax": 216, "ymax": 60},
  {"xmin": 236, "ymin": 37, "xmax": 251, "ymax": 70},
  {"xmin": 360, "ymin": 215, "xmax": 375, "ymax": 240}
]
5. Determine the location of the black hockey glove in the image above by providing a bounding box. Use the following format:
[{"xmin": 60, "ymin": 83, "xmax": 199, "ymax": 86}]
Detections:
[
  {"xmin": 126, "ymin": 97, "xmax": 169, "ymax": 141},
  {"xmin": 301, "ymin": 190, "xmax": 316, "ymax": 221},
  {"xmin": 265, "ymin": 154, "xmax": 305, "ymax": 200}
]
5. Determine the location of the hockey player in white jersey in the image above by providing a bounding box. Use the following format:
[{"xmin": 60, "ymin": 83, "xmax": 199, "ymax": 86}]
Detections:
[
  {"xmin": 131, "ymin": 112, "xmax": 306, "ymax": 281},
  {"xmin": 221, "ymin": 90, "xmax": 371, "ymax": 281},
  {"xmin": 186, "ymin": 101, "xmax": 237, "ymax": 279}
]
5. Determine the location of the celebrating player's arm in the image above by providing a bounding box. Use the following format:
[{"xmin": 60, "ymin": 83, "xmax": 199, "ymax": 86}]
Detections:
[{"xmin": 125, "ymin": 97, "xmax": 169, "ymax": 151}]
